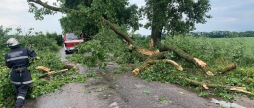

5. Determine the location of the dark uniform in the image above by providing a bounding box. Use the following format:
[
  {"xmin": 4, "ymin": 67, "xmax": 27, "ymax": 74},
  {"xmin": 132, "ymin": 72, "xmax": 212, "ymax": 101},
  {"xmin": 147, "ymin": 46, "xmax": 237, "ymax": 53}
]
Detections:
[{"xmin": 5, "ymin": 46, "xmax": 37, "ymax": 108}]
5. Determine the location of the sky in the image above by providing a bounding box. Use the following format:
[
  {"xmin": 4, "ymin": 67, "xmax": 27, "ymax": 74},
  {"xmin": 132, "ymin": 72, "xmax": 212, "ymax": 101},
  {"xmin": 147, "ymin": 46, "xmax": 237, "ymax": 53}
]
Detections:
[{"xmin": 1, "ymin": 0, "xmax": 254, "ymax": 35}]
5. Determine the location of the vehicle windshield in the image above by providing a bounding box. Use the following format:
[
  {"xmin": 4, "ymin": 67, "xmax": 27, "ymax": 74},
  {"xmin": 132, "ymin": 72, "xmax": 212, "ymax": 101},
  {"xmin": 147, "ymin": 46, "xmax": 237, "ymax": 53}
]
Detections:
[{"xmin": 66, "ymin": 33, "xmax": 78, "ymax": 40}]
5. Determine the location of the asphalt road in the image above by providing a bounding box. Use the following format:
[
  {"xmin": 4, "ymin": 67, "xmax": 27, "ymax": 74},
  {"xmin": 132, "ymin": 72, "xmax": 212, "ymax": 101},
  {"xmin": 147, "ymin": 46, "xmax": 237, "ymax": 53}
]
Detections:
[{"xmin": 24, "ymin": 48, "xmax": 253, "ymax": 108}]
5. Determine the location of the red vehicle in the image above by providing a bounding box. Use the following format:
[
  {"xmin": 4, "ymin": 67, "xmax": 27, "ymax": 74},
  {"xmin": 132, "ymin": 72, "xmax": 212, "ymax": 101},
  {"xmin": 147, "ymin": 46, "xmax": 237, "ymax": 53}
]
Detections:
[{"xmin": 63, "ymin": 33, "xmax": 84, "ymax": 54}]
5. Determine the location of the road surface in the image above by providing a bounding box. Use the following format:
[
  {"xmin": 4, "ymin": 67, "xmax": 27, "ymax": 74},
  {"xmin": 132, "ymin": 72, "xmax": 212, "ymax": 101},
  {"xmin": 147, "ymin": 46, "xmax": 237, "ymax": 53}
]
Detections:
[{"xmin": 24, "ymin": 48, "xmax": 253, "ymax": 108}]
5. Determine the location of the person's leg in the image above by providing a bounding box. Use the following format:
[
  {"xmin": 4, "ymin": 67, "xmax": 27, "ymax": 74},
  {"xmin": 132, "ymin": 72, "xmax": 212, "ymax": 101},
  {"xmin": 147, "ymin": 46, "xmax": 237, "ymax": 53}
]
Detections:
[
  {"xmin": 15, "ymin": 84, "xmax": 29, "ymax": 108},
  {"xmin": 15, "ymin": 85, "xmax": 20, "ymax": 96}
]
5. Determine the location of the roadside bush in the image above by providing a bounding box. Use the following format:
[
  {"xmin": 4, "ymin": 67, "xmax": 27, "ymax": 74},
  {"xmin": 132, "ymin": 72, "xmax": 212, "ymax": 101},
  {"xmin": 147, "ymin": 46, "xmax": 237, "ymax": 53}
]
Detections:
[{"xmin": 45, "ymin": 32, "xmax": 64, "ymax": 46}]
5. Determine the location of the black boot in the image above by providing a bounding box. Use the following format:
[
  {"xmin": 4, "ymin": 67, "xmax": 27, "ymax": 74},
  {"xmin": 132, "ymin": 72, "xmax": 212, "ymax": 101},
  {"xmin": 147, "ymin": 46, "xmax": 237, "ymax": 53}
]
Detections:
[{"xmin": 15, "ymin": 98, "xmax": 24, "ymax": 108}]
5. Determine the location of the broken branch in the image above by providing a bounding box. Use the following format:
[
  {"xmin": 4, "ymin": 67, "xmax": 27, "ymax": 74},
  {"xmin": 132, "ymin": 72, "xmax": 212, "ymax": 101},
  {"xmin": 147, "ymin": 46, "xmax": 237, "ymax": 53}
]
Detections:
[
  {"xmin": 179, "ymin": 76, "xmax": 254, "ymax": 96},
  {"xmin": 39, "ymin": 69, "xmax": 68, "ymax": 78},
  {"xmin": 220, "ymin": 63, "xmax": 238, "ymax": 73},
  {"xmin": 160, "ymin": 45, "xmax": 212, "ymax": 75},
  {"xmin": 132, "ymin": 59, "xmax": 183, "ymax": 75}
]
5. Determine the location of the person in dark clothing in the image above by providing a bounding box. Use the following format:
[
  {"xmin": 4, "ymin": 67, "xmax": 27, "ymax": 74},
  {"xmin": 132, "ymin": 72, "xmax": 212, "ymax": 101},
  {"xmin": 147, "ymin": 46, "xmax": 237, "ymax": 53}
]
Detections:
[{"xmin": 5, "ymin": 38, "xmax": 38, "ymax": 108}]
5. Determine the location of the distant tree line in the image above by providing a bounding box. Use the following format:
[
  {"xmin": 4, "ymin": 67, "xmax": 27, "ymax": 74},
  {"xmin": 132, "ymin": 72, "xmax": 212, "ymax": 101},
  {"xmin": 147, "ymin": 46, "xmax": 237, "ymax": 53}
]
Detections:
[
  {"xmin": 189, "ymin": 31, "xmax": 254, "ymax": 38},
  {"xmin": 135, "ymin": 30, "xmax": 254, "ymax": 40}
]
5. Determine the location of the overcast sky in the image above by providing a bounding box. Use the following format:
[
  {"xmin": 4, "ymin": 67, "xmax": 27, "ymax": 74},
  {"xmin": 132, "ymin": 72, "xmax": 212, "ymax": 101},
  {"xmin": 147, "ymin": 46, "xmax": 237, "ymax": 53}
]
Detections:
[{"xmin": 1, "ymin": 0, "xmax": 254, "ymax": 35}]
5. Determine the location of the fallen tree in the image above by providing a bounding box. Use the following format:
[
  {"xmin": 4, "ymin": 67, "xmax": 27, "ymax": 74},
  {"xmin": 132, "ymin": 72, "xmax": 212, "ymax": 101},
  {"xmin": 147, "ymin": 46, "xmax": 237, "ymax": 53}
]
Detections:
[
  {"xmin": 28, "ymin": 0, "xmax": 237, "ymax": 80},
  {"xmin": 26, "ymin": 0, "xmax": 252, "ymax": 98},
  {"xmin": 102, "ymin": 19, "xmax": 237, "ymax": 75},
  {"xmin": 26, "ymin": 1, "xmax": 235, "ymax": 74}
]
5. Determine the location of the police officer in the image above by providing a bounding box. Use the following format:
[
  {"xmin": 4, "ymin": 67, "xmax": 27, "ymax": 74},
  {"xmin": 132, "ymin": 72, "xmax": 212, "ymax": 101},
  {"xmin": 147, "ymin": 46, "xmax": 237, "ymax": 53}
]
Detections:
[{"xmin": 5, "ymin": 38, "xmax": 38, "ymax": 108}]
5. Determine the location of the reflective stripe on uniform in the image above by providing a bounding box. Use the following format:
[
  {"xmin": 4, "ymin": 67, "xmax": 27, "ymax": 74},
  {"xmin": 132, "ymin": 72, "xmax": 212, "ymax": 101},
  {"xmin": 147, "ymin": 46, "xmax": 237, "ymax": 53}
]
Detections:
[
  {"xmin": 6, "ymin": 56, "xmax": 28, "ymax": 62},
  {"xmin": 11, "ymin": 81, "xmax": 21, "ymax": 85},
  {"xmin": 11, "ymin": 80, "xmax": 33, "ymax": 85},
  {"xmin": 17, "ymin": 96, "xmax": 25, "ymax": 100},
  {"xmin": 23, "ymin": 80, "xmax": 33, "ymax": 84}
]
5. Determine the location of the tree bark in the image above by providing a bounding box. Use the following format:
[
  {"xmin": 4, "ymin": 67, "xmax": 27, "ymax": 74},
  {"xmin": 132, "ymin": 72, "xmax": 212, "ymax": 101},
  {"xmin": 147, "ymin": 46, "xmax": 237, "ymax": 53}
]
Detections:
[
  {"xmin": 63, "ymin": 64, "xmax": 76, "ymax": 70},
  {"xmin": 132, "ymin": 51, "xmax": 167, "ymax": 75},
  {"xmin": 132, "ymin": 59, "xmax": 183, "ymax": 75},
  {"xmin": 36, "ymin": 66, "xmax": 51, "ymax": 72},
  {"xmin": 220, "ymin": 63, "xmax": 237, "ymax": 73},
  {"xmin": 27, "ymin": 0, "xmax": 74, "ymax": 12},
  {"xmin": 160, "ymin": 45, "xmax": 212, "ymax": 75},
  {"xmin": 151, "ymin": 26, "xmax": 162, "ymax": 49},
  {"xmin": 102, "ymin": 17, "xmax": 134, "ymax": 45},
  {"xmin": 39, "ymin": 69, "xmax": 69, "ymax": 78},
  {"xmin": 179, "ymin": 76, "xmax": 254, "ymax": 96},
  {"xmin": 133, "ymin": 51, "xmax": 172, "ymax": 74},
  {"xmin": 36, "ymin": 64, "xmax": 76, "ymax": 78},
  {"xmin": 149, "ymin": 38, "xmax": 154, "ymax": 50},
  {"xmin": 150, "ymin": 3, "xmax": 164, "ymax": 49}
]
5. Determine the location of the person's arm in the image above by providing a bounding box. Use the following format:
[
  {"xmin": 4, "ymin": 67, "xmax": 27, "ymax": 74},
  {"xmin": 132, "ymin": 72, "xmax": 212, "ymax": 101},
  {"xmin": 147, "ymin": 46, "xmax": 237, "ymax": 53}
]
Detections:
[
  {"xmin": 27, "ymin": 48, "xmax": 37, "ymax": 58},
  {"xmin": 5, "ymin": 54, "xmax": 11, "ymax": 68}
]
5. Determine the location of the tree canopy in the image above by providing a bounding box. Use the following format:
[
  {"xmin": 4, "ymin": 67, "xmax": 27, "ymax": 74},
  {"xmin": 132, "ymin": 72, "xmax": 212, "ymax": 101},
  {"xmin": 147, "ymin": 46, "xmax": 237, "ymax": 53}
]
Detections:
[
  {"xmin": 28, "ymin": 0, "xmax": 140, "ymax": 39},
  {"xmin": 140, "ymin": 0, "xmax": 211, "ymax": 48}
]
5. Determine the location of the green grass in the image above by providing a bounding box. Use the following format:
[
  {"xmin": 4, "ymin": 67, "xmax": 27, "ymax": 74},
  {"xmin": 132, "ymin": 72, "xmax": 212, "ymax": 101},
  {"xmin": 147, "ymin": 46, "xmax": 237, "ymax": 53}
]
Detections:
[
  {"xmin": 212, "ymin": 37, "xmax": 254, "ymax": 50},
  {"xmin": 141, "ymin": 36, "xmax": 254, "ymax": 100}
]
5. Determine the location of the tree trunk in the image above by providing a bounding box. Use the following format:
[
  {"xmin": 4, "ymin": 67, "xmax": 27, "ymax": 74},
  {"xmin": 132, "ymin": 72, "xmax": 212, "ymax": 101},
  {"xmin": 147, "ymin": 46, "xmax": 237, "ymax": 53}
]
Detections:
[
  {"xmin": 149, "ymin": 38, "xmax": 154, "ymax": 50},
  {"xmin": 159, "ymin": 45, "xmax": 212, "ymax": 75},
  {"xmin": 102, "ymin": 17, "xmax": 134, "ymax": 45},
  {"xmin": 150, "ymin": 5, "xmax": 163, "ymax": 49},
  {"xmin": 151, "ymin": 26, "xmax": 162, "ymax": 49}
]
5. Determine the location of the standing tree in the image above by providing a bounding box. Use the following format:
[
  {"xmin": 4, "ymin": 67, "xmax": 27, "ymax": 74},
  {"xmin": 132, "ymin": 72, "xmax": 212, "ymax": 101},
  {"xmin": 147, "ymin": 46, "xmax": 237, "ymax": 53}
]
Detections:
[{"xmin": 141, "ymin": 0, "xmax": 211, "ymax": 48}]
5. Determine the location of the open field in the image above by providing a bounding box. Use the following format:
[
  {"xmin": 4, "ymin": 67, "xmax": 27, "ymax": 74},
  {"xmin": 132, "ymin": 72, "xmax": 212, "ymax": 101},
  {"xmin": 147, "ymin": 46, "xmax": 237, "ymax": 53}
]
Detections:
[{"xmin": 212, "ymin": 37, "xmax": 254, "ymax": 49}]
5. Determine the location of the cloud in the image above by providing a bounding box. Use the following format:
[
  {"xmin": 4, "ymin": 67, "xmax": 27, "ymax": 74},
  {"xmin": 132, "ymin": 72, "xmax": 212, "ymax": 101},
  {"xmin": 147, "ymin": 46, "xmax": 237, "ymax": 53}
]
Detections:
[
  {"xmin": 129, "ymin": 0, "xmax": 145, "ymax": 7},
  {"xmin": 195, "ymin": 0, "xmax": 254, "ymax": 32},
  {"xmin": 0, "ymin": 18, "xmax": 18, "ymax": 26},
  {"xmin": 0, "ymin": 0, "xmax": 63, "ymax": 34},
  {"xmin": 42, "ymin": 0, "xmax": 61, "ymax": 4},
  {"xmin": 221, "ymin": 17, "xmax": 239, "ymax": 22},
  {"xmin": 129, "ymin": 0, "xmax": 150, "ymax": 35},
  {"xmin": 1, "ymin": 0, "xmax": 254, "ymax": 35},
  {"xmin": 0, "ymin": 0, "xmax": 28, "ymax": 11}
]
